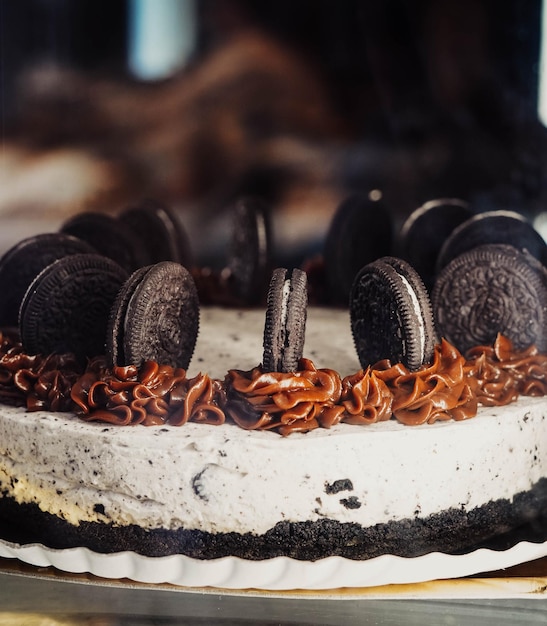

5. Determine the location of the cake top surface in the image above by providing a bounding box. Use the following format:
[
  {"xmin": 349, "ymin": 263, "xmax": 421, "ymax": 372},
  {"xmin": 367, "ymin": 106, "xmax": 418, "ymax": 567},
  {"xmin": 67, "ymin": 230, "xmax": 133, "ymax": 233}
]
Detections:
[
  {"xmin": 0, "ymin": 198, "xmax": 546, "ymax": 438},
  {"xmin": 192, "ymin": 306, "xmax": 356, "ymax": 379}
]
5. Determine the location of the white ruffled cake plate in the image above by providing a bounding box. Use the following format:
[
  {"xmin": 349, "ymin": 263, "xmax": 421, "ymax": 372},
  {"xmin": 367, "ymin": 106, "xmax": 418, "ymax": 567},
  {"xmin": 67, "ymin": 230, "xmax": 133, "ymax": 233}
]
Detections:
[{"xmin": 0, "ymin": 538, "xmax": 546, "ymax": 591}]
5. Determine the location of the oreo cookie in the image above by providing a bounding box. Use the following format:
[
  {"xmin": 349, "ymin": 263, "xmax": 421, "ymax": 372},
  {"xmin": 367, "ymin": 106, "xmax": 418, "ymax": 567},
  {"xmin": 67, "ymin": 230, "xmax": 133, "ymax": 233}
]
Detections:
[
  {"xmin": 60, "ymin": 212, "xmax": 147, "ymax": 273},
  {"xmin": 119, "ymin": 200, "xmax": 193, "ymax": 268},
  {"xmin": 19, "ymin": 254, "xmax": 128, "ymax": 363},
  {"xmin": 397, "ymin": 198, "xmax": 472, "ymax": 292},
  {"xmin": 0, "ymin": 233, "xmax": 96, "ymax": 328},
  {"xmin": 324, "ymin": 193, "xmax": 393, "ymax": 305},
  {"xmin": 107, "ymin": 261, "xmax": 199, "ymax": 369},
  {"xmin": 227, "ymin": 197, "xmax": 272, "ymax": 305},
  {"xmin": 263, "ymin": 267, "xmax": 308, "ymax": 372},
  {"xmin": 350, "ymin": 256, "xmax": 436, "ymax": 371},
  {"xmin": 432, "ymin": 243, "xmax": 547, "ymax": 353},
  {"xmin": 436, "ymin": 210, "xmax": 547, "ymax": 272}
]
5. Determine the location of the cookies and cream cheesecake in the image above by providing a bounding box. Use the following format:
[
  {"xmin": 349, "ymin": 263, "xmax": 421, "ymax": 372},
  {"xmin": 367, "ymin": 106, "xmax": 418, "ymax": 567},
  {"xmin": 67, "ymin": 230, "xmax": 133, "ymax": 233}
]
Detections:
[
  {"xmin": 0, "ymin": 199, "xmax": 546, "ymax": 566},
  {"xmin": 0, "ymin": 306, "xmax": 546, "ymax": 561}
]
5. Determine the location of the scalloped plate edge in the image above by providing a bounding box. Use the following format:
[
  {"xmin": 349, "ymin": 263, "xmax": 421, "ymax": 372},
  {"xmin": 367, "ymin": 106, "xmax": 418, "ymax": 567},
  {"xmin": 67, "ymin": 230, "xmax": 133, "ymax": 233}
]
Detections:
[{"xmin": 0, "ymin": 538, "xmax": 546, "ymax": 591}]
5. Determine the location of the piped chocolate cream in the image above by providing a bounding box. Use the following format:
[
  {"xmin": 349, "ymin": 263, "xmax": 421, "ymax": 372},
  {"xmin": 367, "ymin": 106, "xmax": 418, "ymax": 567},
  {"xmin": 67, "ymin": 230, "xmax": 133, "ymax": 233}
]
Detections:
[{"xmin": 0, "ymin": 329, "xmax": 545, "ymax": 436}]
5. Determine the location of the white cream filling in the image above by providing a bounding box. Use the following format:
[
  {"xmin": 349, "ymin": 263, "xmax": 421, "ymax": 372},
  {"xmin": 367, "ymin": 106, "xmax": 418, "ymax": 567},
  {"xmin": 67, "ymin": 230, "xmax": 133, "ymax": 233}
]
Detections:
[
  {"xmin": 279, "ymin": 277, "xmax": 291, "ymax": 352},
  {"xmin": 398, "ymin": 273, "xmax": 426, "ymax": 364}
]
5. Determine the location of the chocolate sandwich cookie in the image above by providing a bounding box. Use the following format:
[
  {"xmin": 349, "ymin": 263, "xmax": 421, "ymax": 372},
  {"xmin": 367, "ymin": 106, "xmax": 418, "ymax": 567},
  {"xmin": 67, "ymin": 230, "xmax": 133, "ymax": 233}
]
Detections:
[
  {"xmin": 119, "ymin": 200, "xmax": 193, "ymax": 268},
  {"xmin": 60, "ymin": 212, "xmax": 147, "ymax": 273},
  {"xmin": 19, "ymin": 254, "xmax": 128, "ymax": 363},
  {"xmin": 263, "ymin": 267, "xmax": 308, "ymax": 372},
  {"xmin": 397, "ymin": 198, "xmax": 472, "ymax": 292},
  {"xmin": 107, "ymin": 261, "xmax": 199, "ymax": 369},
  {"xmin": 432, "ymin": 243, "xmax": 547, "ymax": 353},
  {"xmin": 350, "ymin": 256, "xmax": 436, "ymax": 371},
  {"xmin": 0, "ymin": 233, "xmax": 96, "ymax": 328},
  {"xmin": 324, "ymin": 193, "xmax": 393, "ymax": 305},
  {"xmin": 227, "ymin": 197, "xmax": 272, "ymax": 305},
  {"xmin": 436, "ymin": 210, "xmax": 547, "ymax": 272}
]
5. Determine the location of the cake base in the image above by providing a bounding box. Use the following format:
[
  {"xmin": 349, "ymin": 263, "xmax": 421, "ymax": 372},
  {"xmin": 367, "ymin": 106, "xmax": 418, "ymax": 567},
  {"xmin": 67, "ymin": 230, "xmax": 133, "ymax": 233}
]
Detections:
[{"xmin": 1, "ymin": 479, "xmax": 546, "ymax": 561}]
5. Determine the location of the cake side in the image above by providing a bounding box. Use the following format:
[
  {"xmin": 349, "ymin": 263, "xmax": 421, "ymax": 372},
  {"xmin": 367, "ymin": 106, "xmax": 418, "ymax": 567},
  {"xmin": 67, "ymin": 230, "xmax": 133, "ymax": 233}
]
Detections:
[
  {"xmin": 1, "ymin": 397, "xmax": 546, "ymax": 560},
  {"xmin": 0, "ymin": 481, "xmax": 545, "ymax": 560}
]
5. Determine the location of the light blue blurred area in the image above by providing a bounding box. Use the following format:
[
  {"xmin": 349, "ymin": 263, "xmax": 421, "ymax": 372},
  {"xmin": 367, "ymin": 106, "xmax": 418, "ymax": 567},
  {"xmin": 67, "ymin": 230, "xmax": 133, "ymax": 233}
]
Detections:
[{"xmin": 128, "ymin": 0, "xmax": 196, "ymax": 80}]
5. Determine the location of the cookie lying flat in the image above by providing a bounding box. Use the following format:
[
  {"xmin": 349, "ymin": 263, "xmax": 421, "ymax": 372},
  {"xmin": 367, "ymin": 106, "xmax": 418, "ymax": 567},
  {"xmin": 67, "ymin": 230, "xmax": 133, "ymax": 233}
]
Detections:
[
  {"xmin": 19, "ymin": 254, "xmax": 128, "ymax": 363},
  {"xmin": 119, "ymin": 200, "xmax": 193, "ymax": 268},
  {"xmin": 350, "ymin": 256, "xmax": 436, "ymax": 371},
  {"xmin": 263, "ymin": 267, "xmax": 308, "ymax": 372},
  {"xmin": 0, "ymin": 233, "xmax": 95, "ymax": 328},
  {"xmin": 432, "ymin": 243, "xmax": 547, "ymax": 353},
  {"xmin": 227, "ymin": 197, "xmax": 272, "ymax": 305},
  {"xmin": 60, "ymin": 212, "xmax": 147, "ymax": 273},
  {"xmin": 324, "ymin": 193, "xmax": 393, "ymax": 305},
  {"xmin": 107, "ymin": 261, "xmax": 199, "ymax": 369},
  {"xmin": 436, "ymin": 210, "xmax": 547, "ymax": 272},
  {"xmin": 397, "ymin": 198, "xmax": 472, "ymax": 292}
]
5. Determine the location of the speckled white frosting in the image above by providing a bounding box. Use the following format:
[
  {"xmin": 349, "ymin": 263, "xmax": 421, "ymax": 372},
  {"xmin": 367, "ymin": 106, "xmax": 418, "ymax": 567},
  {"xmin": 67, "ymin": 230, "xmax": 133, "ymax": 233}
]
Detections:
[
  {"xmin": 189, "ymin": 307, "xmax": 358, "ymax": 379},
  {"xmin": 0, "ymin": 308, "xmax": 546, "ymax": 535}
]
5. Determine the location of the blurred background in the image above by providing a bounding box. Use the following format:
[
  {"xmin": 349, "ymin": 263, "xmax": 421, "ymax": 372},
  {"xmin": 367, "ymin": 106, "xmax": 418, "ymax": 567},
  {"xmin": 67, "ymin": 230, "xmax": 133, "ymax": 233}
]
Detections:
[{"xmin": 1, "ymin": 0, "xmax": 547, "ymax": 267}]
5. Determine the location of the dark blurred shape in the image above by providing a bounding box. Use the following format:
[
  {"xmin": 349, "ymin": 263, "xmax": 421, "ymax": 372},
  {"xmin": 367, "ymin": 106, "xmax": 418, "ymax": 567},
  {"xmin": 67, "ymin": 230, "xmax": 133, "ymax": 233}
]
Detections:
[
  {"xmin": 436, "ymin": 210, "xmax": 547, "ymax": 272},
  {"xmin": 1, "ymin": 0, "xmax": 127, "ymax": 124},
  {"xmin": 323, "ymin": 192, "xmax": 394, "ymax": 305},
  {"xmin": 1, "ymin": 0, "xmax": 546, "ymax": 265},
  {"xmin": 227, "ymin": 196, "xmax": 273, "ymax": 306},
  {"xmin": 397, "ymin": 198, "xmax": 472, "ymax": 292}
]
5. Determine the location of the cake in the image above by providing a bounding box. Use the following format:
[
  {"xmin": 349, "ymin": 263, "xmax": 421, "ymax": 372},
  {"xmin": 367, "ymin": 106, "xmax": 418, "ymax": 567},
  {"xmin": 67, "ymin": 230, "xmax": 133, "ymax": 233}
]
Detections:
[
  {"xmin": 0, "ymin": 306, "xmax": 546, "ymax": 563},
  {"xmin": 0, "ymin": 200, "xmax": 546, "ymax": 578}
]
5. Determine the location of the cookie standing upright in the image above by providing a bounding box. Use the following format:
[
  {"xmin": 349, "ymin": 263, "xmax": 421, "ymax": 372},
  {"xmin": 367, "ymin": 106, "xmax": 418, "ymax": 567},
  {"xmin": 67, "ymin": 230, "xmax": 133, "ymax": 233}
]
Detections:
[
  {"xmin": 263, "ymin": 267, "xmax": 308, "ymax": 372},
  {"xmin": 397, "ymin": 198, "xmax": 472, "ymax": 291},
  {"xmin": 119, "ymin": 200, "xmax": 193, "ymax": 268},
  {"xmin": 324, "ymin": 193, "xmax": 393, "ymax": 305},
  {"xmin": 19, "ymin": 254, "xmax": 128, "ymax": 363},
  {"xmin": 432, "ymin": 243, "xmax": 547, "ymax": 353},
  {"xmin": 350, "ymin": 256, "xmax": 436, "ymax": 371},
  {"xmin": 436, "ymin": 210, "xmax": 547, "ymax": 272},
  {"xmin": 0, "ymin": 233, "xmax": 96, "ymax": 328},
  {"xmin": 227, "ymin": 197, "xmax": 273, "ymax": 305},
  {"xmin": 107, "ymin": 261, "xmax": 199, "ymax": 370},
  {"xmin": 60, "ymin": 211, "xmax": 147, "ymax": 273}
]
